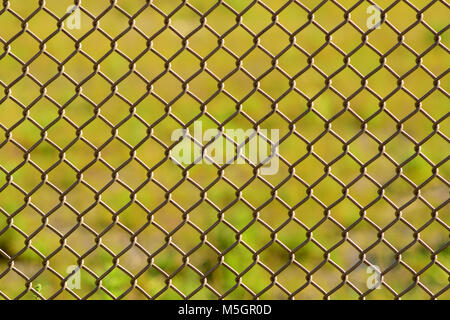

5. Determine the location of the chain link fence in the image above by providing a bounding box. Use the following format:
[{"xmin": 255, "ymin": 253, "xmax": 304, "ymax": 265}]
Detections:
[{"xmin": 0, "ymin": 0, "xmax": 448, "ymax": 300}]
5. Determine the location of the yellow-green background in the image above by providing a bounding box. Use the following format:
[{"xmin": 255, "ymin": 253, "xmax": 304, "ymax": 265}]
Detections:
[{"xmin": 0, "ymin": 0, "xmax": 448, "ymax": 299}]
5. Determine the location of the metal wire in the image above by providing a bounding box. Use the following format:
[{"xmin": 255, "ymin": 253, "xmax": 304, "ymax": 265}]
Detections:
[{"xmin": 0, "ymin": 0, "xmax": 449, "ymax": 300}]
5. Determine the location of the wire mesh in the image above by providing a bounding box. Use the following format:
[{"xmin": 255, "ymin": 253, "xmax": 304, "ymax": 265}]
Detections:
[{"xmin": 0, "ymin": 0, "xmax": 449, "ymax": 300}]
